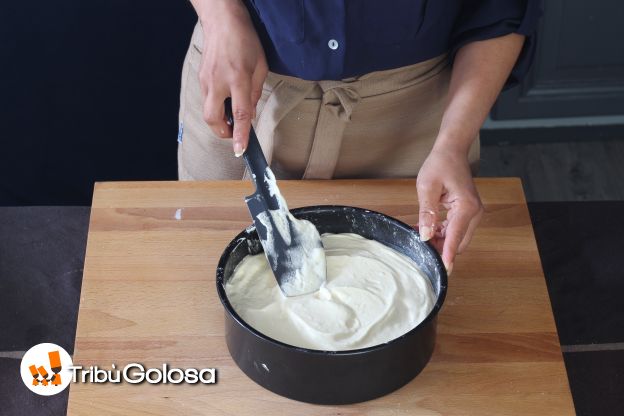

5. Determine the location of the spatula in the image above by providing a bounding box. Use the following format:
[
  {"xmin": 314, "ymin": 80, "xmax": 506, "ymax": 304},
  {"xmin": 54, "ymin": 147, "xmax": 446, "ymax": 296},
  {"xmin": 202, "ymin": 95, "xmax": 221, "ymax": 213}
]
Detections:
[{"xmin": 224, "ymin": 98, "xmax": 326, "ymax": 297}]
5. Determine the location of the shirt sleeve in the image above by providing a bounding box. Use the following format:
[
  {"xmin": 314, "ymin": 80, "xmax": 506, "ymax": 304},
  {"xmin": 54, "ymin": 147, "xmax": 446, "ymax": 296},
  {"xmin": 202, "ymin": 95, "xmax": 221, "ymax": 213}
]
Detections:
[{"xmin": 451, "ymin": 0, "xmax": 543, "ymax": 89}]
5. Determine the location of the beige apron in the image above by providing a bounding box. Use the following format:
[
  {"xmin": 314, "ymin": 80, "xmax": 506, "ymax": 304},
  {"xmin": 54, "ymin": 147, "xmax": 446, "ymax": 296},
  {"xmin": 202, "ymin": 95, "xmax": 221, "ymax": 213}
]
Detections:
[{"xmin": 178, "ymin": 22, "xmax": 479, "ymax": 181}]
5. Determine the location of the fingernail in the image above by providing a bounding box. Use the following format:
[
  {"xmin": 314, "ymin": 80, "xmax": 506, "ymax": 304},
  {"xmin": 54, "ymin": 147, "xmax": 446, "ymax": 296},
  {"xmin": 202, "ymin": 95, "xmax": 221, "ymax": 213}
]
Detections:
[
  {"xmin": 234, "ymin": 142, "xmax": 246, "ymax": 157},
  {"xmin": 445, "ymin": 262, "xmax": 454, "ymax": 276},
  {"xmin": 420, "ymin": 225, "xmax": 433, "ymax": 242}
]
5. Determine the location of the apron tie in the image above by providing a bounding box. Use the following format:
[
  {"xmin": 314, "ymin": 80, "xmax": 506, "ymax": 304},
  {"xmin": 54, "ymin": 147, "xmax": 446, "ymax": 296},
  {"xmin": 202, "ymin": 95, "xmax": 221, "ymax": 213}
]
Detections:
[
  {"xmin": 244, "ymin": 77, "xmax": 362, "ymax": 180},
  {"xmin": 302, "ymin": 82, "xmax": 361, "ymax": 179}
]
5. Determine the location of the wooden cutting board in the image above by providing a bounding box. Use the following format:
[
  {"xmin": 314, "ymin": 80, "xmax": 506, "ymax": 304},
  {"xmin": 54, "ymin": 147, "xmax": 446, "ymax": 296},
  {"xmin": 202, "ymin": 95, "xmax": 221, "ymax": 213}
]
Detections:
[{"xmin": 68, "ymin": 178, "xmax": 575, "ymax": 415}]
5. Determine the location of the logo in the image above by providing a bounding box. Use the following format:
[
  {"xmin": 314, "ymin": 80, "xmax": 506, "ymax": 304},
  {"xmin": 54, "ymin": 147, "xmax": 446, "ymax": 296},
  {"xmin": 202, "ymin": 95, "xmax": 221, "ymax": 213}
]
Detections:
[
  {"xmin": 20, "ymin": 343, "xmax": 73, "ymax": 396},
  {"xmin": 69, "ymin": 363, "xmax": 217, "ymax": 384}
]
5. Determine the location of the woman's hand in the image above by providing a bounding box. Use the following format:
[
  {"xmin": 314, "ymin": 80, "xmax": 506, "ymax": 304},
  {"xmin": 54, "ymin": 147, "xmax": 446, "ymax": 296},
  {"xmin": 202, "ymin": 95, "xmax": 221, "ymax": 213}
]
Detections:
[
  {"xmin": 417, "ymin": 33, "xmax": 525, "ymax": 274},
  {"xmin": 194, "ymin": 0, "xmax": 268, "ymax": 156},
  {"xmin": 416, "ymin": 146, "xmax": 484, "ymax": 275}
]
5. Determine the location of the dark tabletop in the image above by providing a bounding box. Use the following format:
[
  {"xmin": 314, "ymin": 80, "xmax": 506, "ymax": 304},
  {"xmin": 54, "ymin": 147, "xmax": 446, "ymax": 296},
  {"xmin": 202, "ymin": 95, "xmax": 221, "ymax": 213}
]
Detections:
[{"xmin": 0, "ymin": 203, "xmax": 622, "ymax": 415}]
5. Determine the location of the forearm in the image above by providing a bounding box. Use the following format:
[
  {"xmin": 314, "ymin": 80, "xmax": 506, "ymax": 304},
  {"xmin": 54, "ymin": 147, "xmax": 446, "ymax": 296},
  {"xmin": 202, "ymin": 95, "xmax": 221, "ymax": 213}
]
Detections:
[
  {"xmin": 190, "ymin": 0, "xmax": 247, "ymax": 24},
  {"xmin": 434, "ymin": 33, "xmax": 525, "ymax": 155}
]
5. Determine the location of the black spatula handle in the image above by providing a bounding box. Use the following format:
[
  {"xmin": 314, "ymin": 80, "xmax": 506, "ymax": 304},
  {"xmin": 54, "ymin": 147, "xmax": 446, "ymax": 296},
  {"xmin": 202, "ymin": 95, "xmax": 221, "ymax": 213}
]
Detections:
[{"xmin": 224, "ymin": 98, "xmax": 279, "ymax": 210}]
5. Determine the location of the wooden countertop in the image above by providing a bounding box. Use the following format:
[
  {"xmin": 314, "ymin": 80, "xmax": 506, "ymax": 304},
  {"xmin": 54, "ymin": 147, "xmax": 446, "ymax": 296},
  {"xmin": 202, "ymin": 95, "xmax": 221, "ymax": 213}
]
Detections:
[{"xmin": 68, "ymin": 178, "xmax": 575, "ymax": 415}]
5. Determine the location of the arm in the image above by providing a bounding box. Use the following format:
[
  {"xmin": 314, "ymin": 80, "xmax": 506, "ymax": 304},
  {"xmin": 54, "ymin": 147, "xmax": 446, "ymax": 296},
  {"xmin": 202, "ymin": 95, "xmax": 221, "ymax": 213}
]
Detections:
[
  {"xmin": 190, "ymin": 0, "xmax": 268, "ymax": 156},
  {"xmin": 417, "ymin": 33, "xmax": 525, "ymax": 274}
]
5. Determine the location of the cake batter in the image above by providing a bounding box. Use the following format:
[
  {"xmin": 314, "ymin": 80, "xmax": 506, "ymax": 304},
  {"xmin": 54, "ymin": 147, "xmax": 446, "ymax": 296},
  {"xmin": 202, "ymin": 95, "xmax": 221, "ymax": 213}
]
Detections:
[{"xmin": 225, "ymin": 233, "xmax": 435, "ymax": 351}]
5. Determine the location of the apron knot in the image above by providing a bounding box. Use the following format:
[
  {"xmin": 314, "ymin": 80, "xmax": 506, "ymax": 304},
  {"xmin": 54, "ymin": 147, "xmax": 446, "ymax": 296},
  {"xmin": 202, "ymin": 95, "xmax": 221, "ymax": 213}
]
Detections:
[{"xmin": 319, "ymin": 82, "xmax": 361, "ymax": 122}]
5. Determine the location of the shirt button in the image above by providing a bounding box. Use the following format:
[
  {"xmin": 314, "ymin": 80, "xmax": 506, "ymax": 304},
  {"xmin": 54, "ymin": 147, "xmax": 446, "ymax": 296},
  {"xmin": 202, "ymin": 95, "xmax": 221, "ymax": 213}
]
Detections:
[{"xmin": 328, "ymin": 39, "xmax": 339, "ymax": 50}]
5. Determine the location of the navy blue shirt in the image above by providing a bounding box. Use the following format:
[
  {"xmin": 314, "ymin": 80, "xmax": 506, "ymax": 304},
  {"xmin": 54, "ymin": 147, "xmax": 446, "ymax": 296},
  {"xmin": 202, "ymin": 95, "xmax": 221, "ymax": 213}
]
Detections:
[{"xmin": 244, "ymin": 0, "xmax": 542, "ymax": 88}]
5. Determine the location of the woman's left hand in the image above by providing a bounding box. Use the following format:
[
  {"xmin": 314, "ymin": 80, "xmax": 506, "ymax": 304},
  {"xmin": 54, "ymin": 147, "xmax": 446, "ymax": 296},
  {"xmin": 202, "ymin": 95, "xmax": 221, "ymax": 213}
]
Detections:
[
  {"xmin": 413, "ymin": 33, "xmax": 526, "ymax": 274},
  {"xmin": 416, "ymin": 147, "xmax": 484, "ymax": 275}
]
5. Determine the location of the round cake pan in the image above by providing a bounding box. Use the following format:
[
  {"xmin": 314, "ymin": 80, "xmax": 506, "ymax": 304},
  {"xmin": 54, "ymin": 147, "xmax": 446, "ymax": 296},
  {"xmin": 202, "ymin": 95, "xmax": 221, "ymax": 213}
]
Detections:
[{"xmin": 216, "ymin": 205, "xmax": 447, "ymax": 404}]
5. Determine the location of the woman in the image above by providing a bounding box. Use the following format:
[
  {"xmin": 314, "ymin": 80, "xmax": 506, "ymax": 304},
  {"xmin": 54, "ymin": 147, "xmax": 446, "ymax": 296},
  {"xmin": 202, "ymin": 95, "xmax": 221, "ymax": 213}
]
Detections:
[{"xmin": 178, "ymin": 0, "xmax": 541, "ymax": 274}]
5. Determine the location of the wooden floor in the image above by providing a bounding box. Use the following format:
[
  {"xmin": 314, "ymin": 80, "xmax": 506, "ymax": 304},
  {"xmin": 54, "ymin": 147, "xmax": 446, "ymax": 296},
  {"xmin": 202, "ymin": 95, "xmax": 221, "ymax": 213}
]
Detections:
[{"xmin": 479, "ymin": 138, "xmax": 624, "ymax": 202}]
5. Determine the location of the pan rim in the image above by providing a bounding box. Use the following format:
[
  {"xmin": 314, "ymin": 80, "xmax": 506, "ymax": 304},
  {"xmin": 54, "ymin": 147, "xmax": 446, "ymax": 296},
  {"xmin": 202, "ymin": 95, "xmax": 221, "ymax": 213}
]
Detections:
[{"xmin": 216, "ymin": 204, "xmax": 448, "ymax": 356}]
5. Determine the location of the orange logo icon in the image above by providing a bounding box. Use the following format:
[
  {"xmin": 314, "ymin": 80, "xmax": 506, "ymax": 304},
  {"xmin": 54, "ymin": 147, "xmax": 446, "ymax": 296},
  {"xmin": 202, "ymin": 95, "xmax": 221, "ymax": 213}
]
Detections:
[
  {"xmin": 20, "ymin": 343, "xmax": 72, "ymax": 395},
  {"xmin": 28, "ymin": 350, "xmax": 63, "ymax": 387}
]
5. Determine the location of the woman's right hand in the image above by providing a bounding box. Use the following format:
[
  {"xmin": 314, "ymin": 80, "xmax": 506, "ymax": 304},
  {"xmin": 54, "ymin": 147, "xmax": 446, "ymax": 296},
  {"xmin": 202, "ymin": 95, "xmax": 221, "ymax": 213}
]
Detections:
[{"xmin": 195, "ymin": 0, "xmax": 268, "ymax": 156}]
